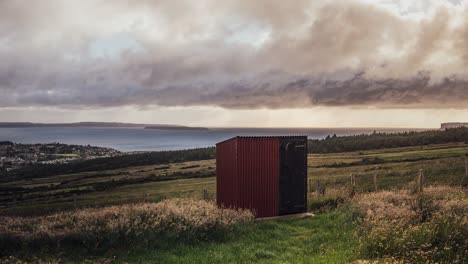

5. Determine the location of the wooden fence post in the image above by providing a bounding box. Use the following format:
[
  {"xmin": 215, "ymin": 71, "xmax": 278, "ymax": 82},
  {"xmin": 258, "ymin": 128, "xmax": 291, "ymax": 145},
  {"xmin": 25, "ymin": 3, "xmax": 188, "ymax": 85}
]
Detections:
[
  {"xmin": 203, "ymin": 189, "xmax": 208, "ymax": 200},
  {"xmin": 351, "ymin": 173, "xmax": 356, "ymax": 187},
  {"xmin": 308, "ymin": 179, "xmax": 312, "ymax": 194},
  {"xmin": 418, "ymin": 169, "xmax": 424, "ymax": 193},
  {"xmin": 464, "ymin": 156, "xmax": 468, "ymax": 185},
  {"xmin": 317, "ymin": 180, "xmax": 321, "ymax": 197},
  {"xmin": 373, "ymin": 174, "xmax": 378, "ymax": 192},
  {"xmin": 73, "ymin": 193, "xmax": 77, "ymax": 209}
]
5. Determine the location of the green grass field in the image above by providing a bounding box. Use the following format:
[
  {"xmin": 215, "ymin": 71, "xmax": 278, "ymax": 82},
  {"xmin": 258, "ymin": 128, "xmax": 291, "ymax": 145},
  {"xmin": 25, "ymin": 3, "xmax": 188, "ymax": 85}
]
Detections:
[
  {"xmin": 93, "ymin": 210, "xmax": 357, "ymax": 264},
  {"xmin": 5, "ymin": 209, "xmax": 358, "ymax": 264},
  {"xmin": 2, "ymin": 142, "xmax": 468, "ymax": 216}
]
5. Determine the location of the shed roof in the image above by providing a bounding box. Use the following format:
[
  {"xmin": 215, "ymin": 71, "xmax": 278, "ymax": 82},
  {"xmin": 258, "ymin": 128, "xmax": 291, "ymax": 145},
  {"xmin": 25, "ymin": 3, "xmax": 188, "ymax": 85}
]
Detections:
[{"xmin": 216, "ymin": 135, "xmax": 307, "ymax": 146}]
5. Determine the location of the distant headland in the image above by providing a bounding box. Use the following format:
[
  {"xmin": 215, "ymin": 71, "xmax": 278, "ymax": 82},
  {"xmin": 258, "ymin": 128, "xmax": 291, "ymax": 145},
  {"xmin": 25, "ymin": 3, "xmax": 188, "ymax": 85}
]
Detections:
[
  {"xmin": 0, "ymin": 122, "xmax": 209, "ymax": 130},
  {"xmin": 144, "ymin": 126, "xmax": 209, "ymax": 131}
]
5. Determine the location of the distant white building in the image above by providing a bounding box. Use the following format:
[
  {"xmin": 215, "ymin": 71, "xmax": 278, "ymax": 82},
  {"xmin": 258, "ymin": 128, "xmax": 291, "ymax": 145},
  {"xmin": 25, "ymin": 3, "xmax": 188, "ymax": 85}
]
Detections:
[{"xmin": 441, "ymin": 123, "xmax": 468, "ymax": 129}]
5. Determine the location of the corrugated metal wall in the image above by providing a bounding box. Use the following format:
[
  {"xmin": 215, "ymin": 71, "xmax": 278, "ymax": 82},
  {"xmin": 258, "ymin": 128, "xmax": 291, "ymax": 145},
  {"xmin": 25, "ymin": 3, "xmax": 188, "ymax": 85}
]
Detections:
[
  {"xmin": 216, "ymin": 137, "xmax": 280, "ymax": 218},
  {"xmin": 216, "ymin": 137, "xmax": 238, "ymax": 208},
  {"xmin": 237, "ymin": 137, "xmax": 279, "ymax": 217}
]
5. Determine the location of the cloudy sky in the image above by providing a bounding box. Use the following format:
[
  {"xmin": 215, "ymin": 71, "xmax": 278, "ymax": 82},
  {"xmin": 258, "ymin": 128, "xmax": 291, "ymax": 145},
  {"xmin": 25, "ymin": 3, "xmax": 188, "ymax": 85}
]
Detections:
[{"xmin": 1, "ymin": 0, "xmax": 468, "ymax": 128}]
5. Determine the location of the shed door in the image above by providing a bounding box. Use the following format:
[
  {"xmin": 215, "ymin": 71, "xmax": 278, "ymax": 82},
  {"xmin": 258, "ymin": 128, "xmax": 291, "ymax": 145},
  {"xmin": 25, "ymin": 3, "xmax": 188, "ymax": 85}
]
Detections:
[{"xmin": 279, "ymin": 138, "xmax": 307, "ymax": 215}]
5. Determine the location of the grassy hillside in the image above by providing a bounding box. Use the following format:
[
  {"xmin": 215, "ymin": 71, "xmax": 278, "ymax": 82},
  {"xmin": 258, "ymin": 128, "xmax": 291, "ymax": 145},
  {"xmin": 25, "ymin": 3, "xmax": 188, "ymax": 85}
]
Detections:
[
  {"xmin": 1, "ymin": 143, "xmax": 467, "ymax": 263},
  {"xmin": 2, "ymin": 142, "xmax": 468, "ymax": 216},
  {"xmin": 2, "ymin": 147, "xmax": 216, "ymax": 182},
  {"xmin": 0, "ymin": 159, "xmax": 216, "ymax": 216},
  {"xmin": 3, "ymin": 187, "xmax": 466, "ymax": 263},
  {"xmin": 309, "ymin": 142, "xmax": 468, "ymax": 189}
]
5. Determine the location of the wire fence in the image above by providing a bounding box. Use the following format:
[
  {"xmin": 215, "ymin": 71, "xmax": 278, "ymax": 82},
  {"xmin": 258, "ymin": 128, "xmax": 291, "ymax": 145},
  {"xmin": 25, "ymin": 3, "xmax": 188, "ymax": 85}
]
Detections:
[{"xmin": 308, "ymin": 156, "xmax": 468, "ymax": 197}]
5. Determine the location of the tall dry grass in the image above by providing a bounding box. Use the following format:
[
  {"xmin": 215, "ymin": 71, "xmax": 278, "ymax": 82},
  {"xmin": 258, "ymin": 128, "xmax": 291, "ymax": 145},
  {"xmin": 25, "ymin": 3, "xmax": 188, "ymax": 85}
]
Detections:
[
  {"xmin": 353, "ymin": 186, "xmax": 468, "ymax": 263},
  {"xmin": 0, "ymin": 198, "xmax": 254, "ymax": 254}
]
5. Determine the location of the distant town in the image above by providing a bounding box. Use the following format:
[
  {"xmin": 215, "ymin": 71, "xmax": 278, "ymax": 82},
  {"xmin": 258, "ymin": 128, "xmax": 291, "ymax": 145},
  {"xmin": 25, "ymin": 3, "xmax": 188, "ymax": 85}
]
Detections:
[
  {"xmin": 441, "ymin": 122, "xmax": 468, "ymax": 130},
  {"xmin": 0, "ymin": 141, "xmax": 121, "ymax": 172}
]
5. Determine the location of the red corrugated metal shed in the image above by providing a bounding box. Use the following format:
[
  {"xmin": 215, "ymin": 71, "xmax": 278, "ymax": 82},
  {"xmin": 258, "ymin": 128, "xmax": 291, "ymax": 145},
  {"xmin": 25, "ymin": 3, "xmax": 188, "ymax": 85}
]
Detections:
[{"xmin": 216, "ymin": 136, "xmax": 307, "ymax": 218}]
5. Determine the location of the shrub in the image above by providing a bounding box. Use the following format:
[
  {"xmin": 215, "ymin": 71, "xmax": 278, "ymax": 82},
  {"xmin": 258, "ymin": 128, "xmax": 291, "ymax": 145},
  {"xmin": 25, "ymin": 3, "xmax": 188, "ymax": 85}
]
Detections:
[
  {"xmin": 308, "ymin": 187, "xmax": 350, "ymax": 212},
  {"xmin": 353, "ymin": 186, "xmax": 468, "ymax": 263},
  {"xmin": 0, "ymin": 199, "xmax": 254, "ymax": 254}
]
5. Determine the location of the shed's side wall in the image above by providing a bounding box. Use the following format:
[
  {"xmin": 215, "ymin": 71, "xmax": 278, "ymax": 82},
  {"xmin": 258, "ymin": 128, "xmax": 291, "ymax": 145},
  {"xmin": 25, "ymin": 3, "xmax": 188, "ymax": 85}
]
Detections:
[
  {"xmin": 237, "ymin": 137, "xmax": 279, "ymax": 218},
  {"xmin": 216, "ymin": 138, "xmax": 238, "ymax": 209}
]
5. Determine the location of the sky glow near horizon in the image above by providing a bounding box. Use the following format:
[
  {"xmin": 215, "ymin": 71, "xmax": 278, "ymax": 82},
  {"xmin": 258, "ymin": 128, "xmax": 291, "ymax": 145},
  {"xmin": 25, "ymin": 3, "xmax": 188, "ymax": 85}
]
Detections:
[{"xmin": 1, "ymin": 0, "xmax": 468, "ymax": 128}]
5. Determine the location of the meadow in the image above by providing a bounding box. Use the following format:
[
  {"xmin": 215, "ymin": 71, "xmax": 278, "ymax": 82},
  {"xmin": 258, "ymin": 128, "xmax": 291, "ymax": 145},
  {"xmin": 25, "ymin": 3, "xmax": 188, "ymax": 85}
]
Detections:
[
  {"xmin": 2, "ymin": 187, "xmax": 466, "ymax": 263},
  {"xmin": 1, "ymin": 142, "xmax": 468, "ymax": 263}
]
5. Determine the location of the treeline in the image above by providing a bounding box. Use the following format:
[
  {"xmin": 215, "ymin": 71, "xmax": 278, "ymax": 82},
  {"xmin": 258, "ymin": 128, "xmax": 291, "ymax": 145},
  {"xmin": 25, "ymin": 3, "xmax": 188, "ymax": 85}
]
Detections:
[
  {"xmin": 308, "ymin": 127, "xmax": 468, "ymax": 153},
  {"xmin": 2, "ymin": 147, "xmax": 215, "ymax": 182}
]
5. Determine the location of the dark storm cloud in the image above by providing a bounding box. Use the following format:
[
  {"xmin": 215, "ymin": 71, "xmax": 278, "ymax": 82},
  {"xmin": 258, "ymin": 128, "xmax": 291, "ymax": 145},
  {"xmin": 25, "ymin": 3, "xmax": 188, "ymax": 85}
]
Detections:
[{"xmin": 1, "ymin": 0, "xmax": 468, "ymax": 109}]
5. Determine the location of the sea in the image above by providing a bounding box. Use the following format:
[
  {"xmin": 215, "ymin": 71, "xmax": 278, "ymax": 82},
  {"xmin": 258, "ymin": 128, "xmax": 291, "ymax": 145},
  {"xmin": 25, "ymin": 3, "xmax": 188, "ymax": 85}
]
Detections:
[{"xmin": 0, "ymin": 127, "xmax": 426, "ymax": 152}]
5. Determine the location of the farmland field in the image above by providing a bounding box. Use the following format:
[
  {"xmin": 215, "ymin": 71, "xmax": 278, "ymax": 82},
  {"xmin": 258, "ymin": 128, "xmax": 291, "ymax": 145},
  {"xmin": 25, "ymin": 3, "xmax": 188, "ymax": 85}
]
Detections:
[{"xmin": 2, "ymin": 142, "xmax": 468, "ymax": 216}]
